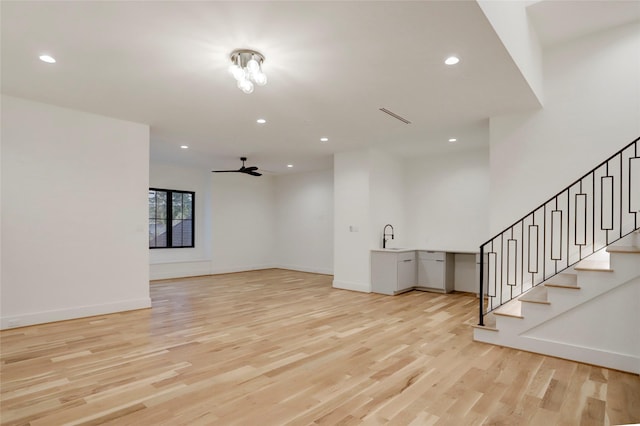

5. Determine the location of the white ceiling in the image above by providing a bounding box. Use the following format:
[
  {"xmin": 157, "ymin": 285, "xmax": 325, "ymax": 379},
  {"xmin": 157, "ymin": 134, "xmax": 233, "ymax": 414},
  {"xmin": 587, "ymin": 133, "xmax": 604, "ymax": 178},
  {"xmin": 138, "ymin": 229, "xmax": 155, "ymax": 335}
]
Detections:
[{"xmin": 2, "ymin": 1, "xmax": 635, "ymax": 174}]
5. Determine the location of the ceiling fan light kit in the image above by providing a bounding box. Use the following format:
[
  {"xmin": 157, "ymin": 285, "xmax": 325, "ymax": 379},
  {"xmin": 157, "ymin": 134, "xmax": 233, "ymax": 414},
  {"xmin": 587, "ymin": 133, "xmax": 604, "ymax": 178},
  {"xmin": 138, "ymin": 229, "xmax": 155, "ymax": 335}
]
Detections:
[
  {"xmin": 212, "ymin": 157, "xmax": 262, "ymax": 177},
  {"xmin": 228, "ymin": 49, "xmax": 267, "ymax": 94}
]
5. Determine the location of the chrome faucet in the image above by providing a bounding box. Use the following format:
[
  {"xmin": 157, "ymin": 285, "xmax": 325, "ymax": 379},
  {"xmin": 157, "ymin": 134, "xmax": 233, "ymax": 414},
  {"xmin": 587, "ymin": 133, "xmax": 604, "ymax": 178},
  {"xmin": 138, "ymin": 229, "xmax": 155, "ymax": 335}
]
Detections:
[{"xmin": 383, "ymin": 224, "xmax": 394, "ymax": 249}]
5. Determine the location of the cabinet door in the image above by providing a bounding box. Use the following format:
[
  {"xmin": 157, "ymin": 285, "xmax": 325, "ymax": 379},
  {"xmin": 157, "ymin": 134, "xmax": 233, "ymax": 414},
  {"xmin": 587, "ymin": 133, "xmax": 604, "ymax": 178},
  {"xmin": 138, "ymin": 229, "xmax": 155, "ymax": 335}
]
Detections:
[
  {"xmin": 418, "ymin": 259, "xmax": 445, "ymax": 290},
  {"xmin": 371, "ymin": 252, "xmax": 398, "ymax": 295},
  {"xmin": 397, "ymin": 257, "xmax": 416, "ymax": 291}
]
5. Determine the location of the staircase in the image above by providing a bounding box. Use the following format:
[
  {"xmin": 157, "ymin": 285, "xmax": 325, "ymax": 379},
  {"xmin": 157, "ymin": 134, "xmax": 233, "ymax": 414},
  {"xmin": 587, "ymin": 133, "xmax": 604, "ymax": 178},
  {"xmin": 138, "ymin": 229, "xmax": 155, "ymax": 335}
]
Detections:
[
  {"xmin": 474, "ymin": 137, "xmax": 640, "ymax": 374},
  {"xmin": 473, "ymin": 232, "xmax": 640, "ymax": 373}
]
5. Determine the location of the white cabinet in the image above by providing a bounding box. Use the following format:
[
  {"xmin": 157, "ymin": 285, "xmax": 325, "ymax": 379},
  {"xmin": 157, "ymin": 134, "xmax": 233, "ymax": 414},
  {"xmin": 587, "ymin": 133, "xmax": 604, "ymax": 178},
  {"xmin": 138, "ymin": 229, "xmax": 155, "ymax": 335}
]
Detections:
[
  {"xmin": 371, "ymin": 251, "xmax": 416, "ymax": 295},
  {"xmin": 417, "ymin": 251, "xmax": 454, "ymax": 293}
]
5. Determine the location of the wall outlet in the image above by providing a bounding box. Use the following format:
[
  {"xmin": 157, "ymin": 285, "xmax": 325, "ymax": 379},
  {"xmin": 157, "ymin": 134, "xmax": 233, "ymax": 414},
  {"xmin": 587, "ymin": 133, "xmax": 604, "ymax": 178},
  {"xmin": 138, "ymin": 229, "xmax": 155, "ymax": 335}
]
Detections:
[{"xmin": 8, "ymin": 319, "xmax": 21, "ymax": 328}]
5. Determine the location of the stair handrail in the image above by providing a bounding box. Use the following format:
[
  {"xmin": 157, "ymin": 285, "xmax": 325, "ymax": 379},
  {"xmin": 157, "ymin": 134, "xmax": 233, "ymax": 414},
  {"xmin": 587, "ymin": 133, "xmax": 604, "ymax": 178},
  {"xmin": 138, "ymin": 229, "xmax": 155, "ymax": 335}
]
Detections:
[{"xmin": 478, "ymin": 136, "xmax": 640, "ymax": 326}]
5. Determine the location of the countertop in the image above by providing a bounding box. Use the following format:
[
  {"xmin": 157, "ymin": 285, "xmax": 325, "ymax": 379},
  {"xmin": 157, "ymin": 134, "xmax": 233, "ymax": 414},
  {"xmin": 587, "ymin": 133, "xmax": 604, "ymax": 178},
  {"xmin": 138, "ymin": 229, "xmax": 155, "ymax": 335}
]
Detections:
[{"xmin": 371, "ymin": 248, "xmax": 479, "ymax": 254}]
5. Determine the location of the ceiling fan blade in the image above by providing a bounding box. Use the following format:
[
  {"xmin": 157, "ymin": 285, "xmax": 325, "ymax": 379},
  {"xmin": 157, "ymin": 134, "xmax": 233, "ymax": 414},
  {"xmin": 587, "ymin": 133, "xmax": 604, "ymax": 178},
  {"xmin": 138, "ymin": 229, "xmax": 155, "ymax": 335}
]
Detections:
[{"xmin": 213, "ymin": 158, "xmax": 261, "ymax": 176}]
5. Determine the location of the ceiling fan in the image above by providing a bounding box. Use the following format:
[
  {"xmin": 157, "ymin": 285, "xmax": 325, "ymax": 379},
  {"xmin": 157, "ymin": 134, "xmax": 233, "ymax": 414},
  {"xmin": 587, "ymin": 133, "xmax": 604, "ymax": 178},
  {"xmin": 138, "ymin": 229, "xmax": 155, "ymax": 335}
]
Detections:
[{"xmin": 212, "ymin": 157, "xmax": 262, "ymax": 176}]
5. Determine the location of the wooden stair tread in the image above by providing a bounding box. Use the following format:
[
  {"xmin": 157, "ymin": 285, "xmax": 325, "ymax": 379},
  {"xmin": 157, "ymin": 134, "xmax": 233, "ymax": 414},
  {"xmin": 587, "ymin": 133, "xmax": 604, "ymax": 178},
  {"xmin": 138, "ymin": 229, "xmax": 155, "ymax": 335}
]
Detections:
[
  {"xmin": 472, "ymin": 313, "xmax": 498, "ymax": 332},
  {"xmin": 606, "ymin": 245, "xmax": 640, "ymax": 254},
  {"xmin": 574, "ymin": 259, "xmax": 612, "ymax": 272},
  {"xmin": 518, "ymin": 286, "xmax": 549, "ymax": 304},
  {"xmin": 545, "ymin": 282, "xmax": 581, "ymax": 290},
  {"xmin": 494, "ymin": 300, "xmax": 523, "ymax": 318}
]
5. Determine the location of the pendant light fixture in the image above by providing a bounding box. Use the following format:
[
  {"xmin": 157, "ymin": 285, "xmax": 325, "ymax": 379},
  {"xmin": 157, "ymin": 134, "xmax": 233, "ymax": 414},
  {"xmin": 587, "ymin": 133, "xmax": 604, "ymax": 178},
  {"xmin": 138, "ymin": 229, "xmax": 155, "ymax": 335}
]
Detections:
[{"xmin": 228, "ymin": 49, "xmax": 267, "ymax": 94}]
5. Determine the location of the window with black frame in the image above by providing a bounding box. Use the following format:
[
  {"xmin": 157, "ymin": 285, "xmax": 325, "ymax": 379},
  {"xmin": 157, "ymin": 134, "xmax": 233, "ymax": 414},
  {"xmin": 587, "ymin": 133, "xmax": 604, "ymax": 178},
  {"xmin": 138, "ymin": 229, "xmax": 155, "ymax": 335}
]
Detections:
[{"xmin": 148, "ymin": 188, "xmax": 194, "ymax": 248}]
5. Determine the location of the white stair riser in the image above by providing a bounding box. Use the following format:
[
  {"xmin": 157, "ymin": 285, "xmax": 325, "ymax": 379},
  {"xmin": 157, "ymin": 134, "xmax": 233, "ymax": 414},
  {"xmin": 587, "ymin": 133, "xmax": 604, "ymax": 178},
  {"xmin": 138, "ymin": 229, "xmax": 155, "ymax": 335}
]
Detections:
[
  {"xmin": 504, "ymin": 275, "xmax": 628, "ymax": 331},
  {"xmin": 609, "ymin": 252, "xmax": 640, "ymax": 273},
  {"xmin": 473, "ymin": 327, "xmax": 501, "ymax": 345},
  {"xmin": 574, "ymin": 267, "xmax": 635, "ymax": 288},
  {"xmin": 608, "ymin": 231, "xmax": 638, "ymax": 247}
]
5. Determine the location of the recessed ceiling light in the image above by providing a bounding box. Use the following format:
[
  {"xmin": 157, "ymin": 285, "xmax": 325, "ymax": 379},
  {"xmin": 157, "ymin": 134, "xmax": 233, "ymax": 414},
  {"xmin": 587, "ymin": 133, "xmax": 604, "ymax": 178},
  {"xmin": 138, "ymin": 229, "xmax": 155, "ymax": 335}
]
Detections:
[
  {"xmin": 39, "ymin": 55, "xmax": 56, "ymax": 63},
  {"xmin": 320, "ymin": 137, "xmax": 329, "ymax": 142},
  {"xmin": 444, "ymin": 56, "xmax": 460, "ymax": 65},
  {"xmin": 287, "ymin": 164, "xmax": 293, "ymax": 168},
  {"xmin": 256, "ymin": 118, "xmax": 266, "ymax": 124},
  {"xmin": 180, "ymin": 145, "xmax": 189, "ymax": 149},
  {"xmin": 448, "ymin": 138, "xmax": 457, "ymax": 143}
]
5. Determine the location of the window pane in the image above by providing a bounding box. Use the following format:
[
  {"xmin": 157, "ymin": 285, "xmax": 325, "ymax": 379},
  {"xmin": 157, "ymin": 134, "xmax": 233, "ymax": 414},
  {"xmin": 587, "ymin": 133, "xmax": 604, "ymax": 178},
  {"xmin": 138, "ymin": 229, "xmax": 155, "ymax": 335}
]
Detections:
[
  {"xmin": 172, "ymin": 193, "xmax": 183, "ymax": 219},
  {"xmin": 148, "ymin": 190, "xmax": 157, "ymax": 218},
  {"xmin": 183, "ymin": 193, "xmax": 193, "ymax": 219},
  {"xmin": 169, "ymin": 219, "xmax": 193, "ymax": 247},
  {"xmin": 156, "ymin": 191, "xmax": 167, "ymax": 219},
  {"xmin": 182, "ymin": 219, "xmax": 193, "ymax": 246},
  {"xmin": 155, "ymin": 219, "xmax": 167, "ymax": 247},
  {"xmin": 172, "ymin": 219, "xmax": 183, "ymax": 246},
  {"xmin": 149, "ymin": 221, "xmax": 157, "ymax": 247}
]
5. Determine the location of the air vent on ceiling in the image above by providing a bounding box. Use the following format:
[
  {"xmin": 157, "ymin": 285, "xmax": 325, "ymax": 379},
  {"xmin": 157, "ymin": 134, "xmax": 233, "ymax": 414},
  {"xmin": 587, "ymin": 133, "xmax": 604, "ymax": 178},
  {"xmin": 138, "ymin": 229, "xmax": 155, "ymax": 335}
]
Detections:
[{"xmin": 379, "ymin": 108, "xmax": 411, "ymax": 124}]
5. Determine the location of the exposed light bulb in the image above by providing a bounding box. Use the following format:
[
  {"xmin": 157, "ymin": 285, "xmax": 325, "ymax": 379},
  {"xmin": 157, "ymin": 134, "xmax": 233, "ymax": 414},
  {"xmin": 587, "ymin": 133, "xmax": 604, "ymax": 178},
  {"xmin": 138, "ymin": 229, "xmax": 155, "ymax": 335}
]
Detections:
[
  {"xmin": 320, "ymin": 137, "xmax": 329, "ymax": 142},
  {"xmin": 254, "ymin": 72, "xmax": 267, "ymax": 86},
  {"xmin": 256, "ymin": 118, "xmax": 266, "ymax": 124},
  {"xmin": 247, "ymin": 58, "xmax": 260, "ymax": 73},
  {"xmin": 448, "ymin": 138, "xmax": 457, "ymax": 143},
  {"xmin": 229, "ymin": 64, "xmax": 245, "ymax": 81},
  {"xmin": 240, "ymin": 79, "xmax": 254, "ymax": 94},
  {"xmin": 39, "ymin": 55, "xmax": 56, "ymax": 63}
]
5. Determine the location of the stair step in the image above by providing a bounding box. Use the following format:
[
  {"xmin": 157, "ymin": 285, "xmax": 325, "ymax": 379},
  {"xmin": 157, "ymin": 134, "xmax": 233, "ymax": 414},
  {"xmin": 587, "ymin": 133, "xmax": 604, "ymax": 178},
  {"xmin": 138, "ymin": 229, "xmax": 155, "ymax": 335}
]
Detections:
[
  {"xmin": 518, "ymin": 286, "xmax": 549, "ymax": 304},
  {"xmin": 606, "ymin": 245, "xmax": 640, "ymax": 254},
  {"xmin": 544, "ymin": 273, "xmax": 580, "ymax": 289},
  {"xmin": 472, "ymin": 313, "xmax": 498, "ymax": 331},
  {"xmin": 494, "ymin": 300, "xmax": 523, "ymax": 319},
  {"xmin": 574, "ymin": 259, "xmax": 612, "ymax": 272}
]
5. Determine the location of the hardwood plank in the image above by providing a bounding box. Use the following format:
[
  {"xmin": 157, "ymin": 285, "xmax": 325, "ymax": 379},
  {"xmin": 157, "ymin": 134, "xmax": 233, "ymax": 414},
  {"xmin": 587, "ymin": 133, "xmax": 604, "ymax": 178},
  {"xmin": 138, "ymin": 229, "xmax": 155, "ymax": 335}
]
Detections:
[{"xmin": 1, "ymin": 269, "xmax": 638, "ymax": 425}]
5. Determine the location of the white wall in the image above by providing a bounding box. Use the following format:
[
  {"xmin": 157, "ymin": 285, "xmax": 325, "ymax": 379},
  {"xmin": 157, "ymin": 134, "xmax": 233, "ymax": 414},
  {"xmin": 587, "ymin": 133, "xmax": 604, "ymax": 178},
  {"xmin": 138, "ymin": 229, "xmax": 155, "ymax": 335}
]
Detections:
[
  {"xmin": 524, "ymin": 277, "xmax": 639, "ymax": 373},
  {"xmin": 150, "ymin": 162, "xmax": 212, "ymax": 260},
  {"xmin": 210, "ymin": 173, "xmax": 277, "ymax": 274},
  {"xmin": 333, "ymin": 151, "xmax": 372, "ymax": 292},
  {"xmin": 1, "ymin": 95, "xmax": 151, "ymax": 329},
  {"xmin": 275, "ymin": 170, "xmax": 333, "ymax": 275},
  {"xmin": 477, "ymin": 0, "xmax": 544, "ymax": 105},
  {"xmin": 333, "ymin": 149, "xmax": 408, "ymax": 292},
  {"xmin": 489, "ymin": 21, "xmax": 640, "ymax": 233},
  {"xmin": 149, "ymin": 162, "xmax": 213, "ymax": 279},
  {"xmin": 405, "ymin": 147, "xmax": 490, "ymax": 251},
  {"xmin": 149, "ymin": 164, "xmax": 336, "ymax": 280},
  {"xmin": 370, "ymin": 150, "xmax": 405, "ymax": 250}
]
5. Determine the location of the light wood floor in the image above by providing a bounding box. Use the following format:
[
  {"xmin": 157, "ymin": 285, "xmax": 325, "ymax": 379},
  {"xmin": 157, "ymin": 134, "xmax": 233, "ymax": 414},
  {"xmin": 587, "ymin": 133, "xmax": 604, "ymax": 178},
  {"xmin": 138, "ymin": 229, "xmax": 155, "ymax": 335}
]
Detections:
[{"xmin": 1, "ymin": 269, "xmax": 638, "ymax": 425}]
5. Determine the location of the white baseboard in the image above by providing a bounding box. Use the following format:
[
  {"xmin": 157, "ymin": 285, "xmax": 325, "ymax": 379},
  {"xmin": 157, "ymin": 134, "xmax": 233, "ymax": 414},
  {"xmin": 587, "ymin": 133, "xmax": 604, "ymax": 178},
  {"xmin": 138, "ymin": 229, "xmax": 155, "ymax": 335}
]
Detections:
[
  {"xmin": 332, "ymin": 279, "xmax": 371, "ymax": 293},
  {"xmin": 275, "ymin": 264, "xmax": 333, "ymax": 276},
  {"xmin": 1, "ymin": 297, "xmax": 152, "ymax": 330},
  {"xmin": 150, "ymin": 260, "xmax": 212, "ymax": 280},
  {"xmin": 518, "ymin": 336, "xmax": 639, "ymax": 375},
  {"xmin": 209, "ymin": 264, "xmax": 276, "ymax": 275},
  {"xmin": 151, "ymin": 260, "xmax": 334, "ymax": 280}
]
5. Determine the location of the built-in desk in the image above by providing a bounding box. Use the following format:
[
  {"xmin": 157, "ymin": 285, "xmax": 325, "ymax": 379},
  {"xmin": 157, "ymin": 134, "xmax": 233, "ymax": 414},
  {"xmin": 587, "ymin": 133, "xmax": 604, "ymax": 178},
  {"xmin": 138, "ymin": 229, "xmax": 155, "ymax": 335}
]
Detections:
[
  {"xmin": 416, "ymin": 250, "xmax": 454, "ymax": 293},
  {"xmin": 370, "ymin": 248, "xmax": 479, "ymax": 295}
]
